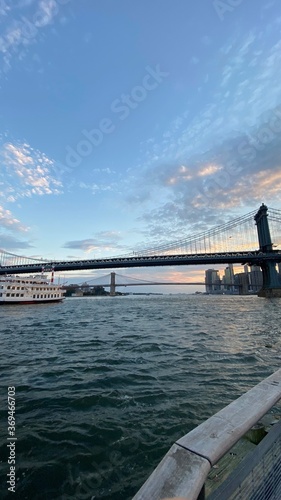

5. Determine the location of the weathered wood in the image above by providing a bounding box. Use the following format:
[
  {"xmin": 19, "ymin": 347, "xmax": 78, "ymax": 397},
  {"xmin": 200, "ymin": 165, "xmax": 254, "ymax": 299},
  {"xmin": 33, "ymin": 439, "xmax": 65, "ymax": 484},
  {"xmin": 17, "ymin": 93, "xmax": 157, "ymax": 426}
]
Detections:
[
  {"xmin": 244, "ymin": 423, "xmax": 266, "ymax": 444},
  {"xmin": 205, "ymin": 437, "xmax": 256, "ymax": 497},
  {"xmin": 132, "ymin": 444, "xmax": 210, "ymax": 500},
  {"xmin": 177, "ymin": 368, "xmax": 281, "ymax": 465},
  {"xmin": 133, "ymin": 370, "xmax": 281, "ymax": 500},
  {"xmin": 207, "ymin": 418, "xmax": 281, "ymax": 500}
]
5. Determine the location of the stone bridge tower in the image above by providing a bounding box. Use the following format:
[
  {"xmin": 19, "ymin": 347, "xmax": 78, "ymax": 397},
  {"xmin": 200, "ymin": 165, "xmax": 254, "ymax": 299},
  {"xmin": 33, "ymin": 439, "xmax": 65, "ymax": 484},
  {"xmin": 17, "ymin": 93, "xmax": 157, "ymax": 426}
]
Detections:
[{"xmin": 254, "ymin": 204, "xmax": 281, "ymax": 297}]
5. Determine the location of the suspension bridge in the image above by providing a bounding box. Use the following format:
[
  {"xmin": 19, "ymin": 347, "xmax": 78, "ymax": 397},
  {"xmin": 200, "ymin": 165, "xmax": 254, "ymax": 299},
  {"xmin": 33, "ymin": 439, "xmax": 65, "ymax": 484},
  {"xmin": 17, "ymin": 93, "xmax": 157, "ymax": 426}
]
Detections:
[
  {"xmin": 71, "ymin": 272, "xmax": 213, "ymax": 295},
  {"xmin": 1, "ymin": 204, "xmax": 281, "ymax": 297}
]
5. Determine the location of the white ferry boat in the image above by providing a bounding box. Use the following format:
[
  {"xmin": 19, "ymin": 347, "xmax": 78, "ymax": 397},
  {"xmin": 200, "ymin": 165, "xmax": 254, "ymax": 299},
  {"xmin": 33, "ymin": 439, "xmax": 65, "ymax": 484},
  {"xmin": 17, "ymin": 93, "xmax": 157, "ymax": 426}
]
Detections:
[{"xmin": 0, "ymin": 274, "xmax": 65, "ymax": 304}]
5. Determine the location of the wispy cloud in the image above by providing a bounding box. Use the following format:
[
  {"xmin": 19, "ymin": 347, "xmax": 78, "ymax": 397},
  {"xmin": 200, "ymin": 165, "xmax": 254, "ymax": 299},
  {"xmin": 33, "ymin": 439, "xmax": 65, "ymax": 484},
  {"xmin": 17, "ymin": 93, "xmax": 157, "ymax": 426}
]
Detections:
[
  {"xmin": 78, "ymin": 181, "xmax": 115, "ymax": 195},
  {"xmin": 125, "ymin": 21, "xmax": 281, "ymax": 240},
  {"xmin": 0, "ymin": 0, "xmax": 70, "ymax": 76},
  {"xmin": 0, "ymin": 140, "xmax": 62, "ymax": 200},
  {"xmin": 139, "ymin": 105, "xmax": 281, "ymax": 227},
  {"xmin": 0, "ymin": 139, "xmax": 63, "ymax": 249},
  {"xmin": 63, "ymin": 231, "xmax": 128, "ymax": 255},
  {"xmin": 137, "ymin": 22, "xmax": 281, "ymax": 168},
  {"xmin": 0, "ymin": 231, "xmax": 33, "ymax": 250},
  {"xmin": 0, "ymin": 1, "xmax": 10, "ymax": 17},
  {"xmin": 0, "ymin": 197, "xmax": 32, "ymax": 251},
  {"xmin": 0, "ymin": 204, "xmax": 28, "ymax": 232}
]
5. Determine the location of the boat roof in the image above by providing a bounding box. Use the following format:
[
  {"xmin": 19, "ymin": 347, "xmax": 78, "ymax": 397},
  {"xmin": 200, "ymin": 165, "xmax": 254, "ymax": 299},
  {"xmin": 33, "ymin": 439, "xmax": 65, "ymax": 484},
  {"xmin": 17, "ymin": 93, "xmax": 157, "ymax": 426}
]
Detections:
[{"xmin": 0, "ymin": 275, "xmax": 61, "ymax": 285}]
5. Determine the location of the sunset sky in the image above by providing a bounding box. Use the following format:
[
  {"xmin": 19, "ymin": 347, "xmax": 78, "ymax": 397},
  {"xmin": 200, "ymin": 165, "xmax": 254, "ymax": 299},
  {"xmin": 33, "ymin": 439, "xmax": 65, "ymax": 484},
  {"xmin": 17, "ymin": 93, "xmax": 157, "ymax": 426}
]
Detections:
[{"xmin": 1, "ymin": 0, "xmax": 281, "ymax": 290}]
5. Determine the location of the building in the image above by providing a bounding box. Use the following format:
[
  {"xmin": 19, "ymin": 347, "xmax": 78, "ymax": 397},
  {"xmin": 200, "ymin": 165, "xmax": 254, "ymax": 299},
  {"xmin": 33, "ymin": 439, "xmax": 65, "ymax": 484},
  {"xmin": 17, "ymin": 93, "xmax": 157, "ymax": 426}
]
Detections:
[
  {"xmin": 222, "ymin": 264, "xmax": 235, "ymax": 292},
  {"xmin": 205, "ymin": 269, "xmax": 221, "ymax": 294},
  {"xmin": 248, "ymin": 265, "xmax": 263, "ymax": 293},
  {"xmin": 204, "ymin": 264, "xmax": 264, "ymax": 295},
  {"xmin": 81, "ymin": 282, "xmax": 90, "ymax": 293},
  {"xmin": 234, "ymin": 272, "xmax": 249, "ymax": 295}
]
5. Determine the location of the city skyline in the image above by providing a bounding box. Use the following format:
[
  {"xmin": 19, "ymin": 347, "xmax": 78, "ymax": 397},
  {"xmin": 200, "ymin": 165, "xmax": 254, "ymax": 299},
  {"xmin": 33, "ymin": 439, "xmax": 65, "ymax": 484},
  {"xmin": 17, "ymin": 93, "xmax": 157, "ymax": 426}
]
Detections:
[{"xmin": 204, "ymin": 263, "xmax": 266, "ymax": 295}]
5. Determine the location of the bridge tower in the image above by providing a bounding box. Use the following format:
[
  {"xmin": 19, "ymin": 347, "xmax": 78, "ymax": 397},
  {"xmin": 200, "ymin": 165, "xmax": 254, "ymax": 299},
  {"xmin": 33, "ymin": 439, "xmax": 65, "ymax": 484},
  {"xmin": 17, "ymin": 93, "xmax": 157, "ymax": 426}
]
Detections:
[
  {"xmin": 110, "ymin": 272, "xmax": 116, "ymax": 296},
  {"xmin": 254, "ymin": 204, "xmax": 281, "ymax": 297}
]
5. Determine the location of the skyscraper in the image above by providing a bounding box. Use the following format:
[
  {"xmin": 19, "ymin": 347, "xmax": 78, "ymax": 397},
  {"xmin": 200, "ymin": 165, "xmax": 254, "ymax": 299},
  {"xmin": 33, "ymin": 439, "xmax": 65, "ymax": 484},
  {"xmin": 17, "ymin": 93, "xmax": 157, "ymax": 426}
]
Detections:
[
  {"xmin": 223, "ymin": 264, "xmax": 235, "ymax": 292},
  {"xmin": 205, "ymin": 269, "xmax": 221, "ymax": 294},
  {"xmin": 248, "ymin": 265, "xmax": 263, "ymax": 293}
]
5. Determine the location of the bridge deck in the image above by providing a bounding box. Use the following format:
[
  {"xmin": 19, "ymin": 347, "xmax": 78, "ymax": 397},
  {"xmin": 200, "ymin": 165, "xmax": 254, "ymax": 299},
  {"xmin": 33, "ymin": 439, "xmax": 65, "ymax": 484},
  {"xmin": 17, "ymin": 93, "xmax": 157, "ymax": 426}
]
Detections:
[{"xmin": 1, "ymin": 250, "xmax": 281, "ymax": 275}]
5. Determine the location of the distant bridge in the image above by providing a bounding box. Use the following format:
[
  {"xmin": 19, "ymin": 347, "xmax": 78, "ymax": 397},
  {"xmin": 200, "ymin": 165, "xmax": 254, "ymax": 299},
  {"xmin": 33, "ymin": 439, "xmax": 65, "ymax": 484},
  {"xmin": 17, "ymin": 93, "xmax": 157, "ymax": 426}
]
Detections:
[
  {"xmin": 1, "ymin": 204, "xmax": 281, "ymax": 297},
  {"xmin": 73, "ymin": 272, "xmax": 210, "ymax": 295},
  {"xmin": 73, "ymin": 272, "xmax": 257, "ymax": 295}
]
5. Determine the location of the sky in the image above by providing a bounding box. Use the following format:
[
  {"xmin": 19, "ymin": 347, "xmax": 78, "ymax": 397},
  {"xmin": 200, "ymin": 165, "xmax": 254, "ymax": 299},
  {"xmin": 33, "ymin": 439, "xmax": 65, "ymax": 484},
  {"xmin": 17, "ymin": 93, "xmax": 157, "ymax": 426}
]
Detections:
[{"xmin": 0, "ymin": 0, "xmax": 281, "ymax": 291}]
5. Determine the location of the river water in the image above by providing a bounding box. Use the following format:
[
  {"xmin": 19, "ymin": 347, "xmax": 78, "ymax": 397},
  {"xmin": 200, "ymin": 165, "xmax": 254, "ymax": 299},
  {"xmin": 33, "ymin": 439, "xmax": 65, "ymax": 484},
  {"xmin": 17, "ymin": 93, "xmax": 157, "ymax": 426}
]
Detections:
[{"xmin": 0, "ymin": 294, "xmax": 281, "ymax": 499}]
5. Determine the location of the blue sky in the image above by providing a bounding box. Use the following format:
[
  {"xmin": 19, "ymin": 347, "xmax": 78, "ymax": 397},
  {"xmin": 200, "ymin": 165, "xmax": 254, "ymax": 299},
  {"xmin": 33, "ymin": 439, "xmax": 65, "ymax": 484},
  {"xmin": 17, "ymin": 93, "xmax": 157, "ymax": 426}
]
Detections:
[{"xmin": 1, "ymin": 0, "xmax": 281, "ymax": 287}]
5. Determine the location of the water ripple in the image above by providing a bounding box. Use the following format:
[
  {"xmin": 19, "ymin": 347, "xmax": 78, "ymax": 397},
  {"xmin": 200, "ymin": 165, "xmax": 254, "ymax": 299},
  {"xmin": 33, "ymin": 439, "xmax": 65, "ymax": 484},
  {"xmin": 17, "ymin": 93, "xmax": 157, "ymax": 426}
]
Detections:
[{"xmin": 0, "ymin": 295, "xmax": 280, "ymax": 499}]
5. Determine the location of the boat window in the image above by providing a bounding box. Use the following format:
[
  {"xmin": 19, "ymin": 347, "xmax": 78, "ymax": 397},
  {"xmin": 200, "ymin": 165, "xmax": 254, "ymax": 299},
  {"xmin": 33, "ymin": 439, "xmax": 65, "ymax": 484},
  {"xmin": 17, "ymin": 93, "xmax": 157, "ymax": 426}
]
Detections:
[{"xmin": 6, "ymin": 293, "xmax": 10, "ymax": 297}]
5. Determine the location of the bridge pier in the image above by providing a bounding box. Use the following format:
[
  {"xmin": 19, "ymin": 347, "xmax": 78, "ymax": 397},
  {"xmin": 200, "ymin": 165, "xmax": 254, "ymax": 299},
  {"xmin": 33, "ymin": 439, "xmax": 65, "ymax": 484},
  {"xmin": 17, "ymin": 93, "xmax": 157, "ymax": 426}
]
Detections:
[
  {"xmin": 255, "ymin": 204, "xmax": 281, "ymax": 298},
  {"xmin": 110, "ymin": 272, "xmax": 116, "ymax": 296},
  {"xmin": 258, "ymin": 289, "xmax": 281, "ymax": 298},
  {"xmin": 258, "ymin": 261, "xmax": 281, "ymax": 297}
]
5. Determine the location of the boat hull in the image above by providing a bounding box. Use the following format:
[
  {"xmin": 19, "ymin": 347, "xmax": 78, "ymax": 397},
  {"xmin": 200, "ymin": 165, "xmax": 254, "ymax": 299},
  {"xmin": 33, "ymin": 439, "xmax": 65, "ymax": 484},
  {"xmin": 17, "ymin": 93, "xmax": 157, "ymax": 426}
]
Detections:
[{"xmin": 0, "ymin": 298, "xmax": 64, "ymax": 305}]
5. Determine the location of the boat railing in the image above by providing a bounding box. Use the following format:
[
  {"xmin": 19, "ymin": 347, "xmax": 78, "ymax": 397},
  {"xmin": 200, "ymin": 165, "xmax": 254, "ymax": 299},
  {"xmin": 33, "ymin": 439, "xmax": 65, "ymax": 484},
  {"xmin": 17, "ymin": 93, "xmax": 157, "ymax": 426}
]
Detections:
[{"xmin": 132, "ymin": 368, "xmax": 281, "ymax": 500}]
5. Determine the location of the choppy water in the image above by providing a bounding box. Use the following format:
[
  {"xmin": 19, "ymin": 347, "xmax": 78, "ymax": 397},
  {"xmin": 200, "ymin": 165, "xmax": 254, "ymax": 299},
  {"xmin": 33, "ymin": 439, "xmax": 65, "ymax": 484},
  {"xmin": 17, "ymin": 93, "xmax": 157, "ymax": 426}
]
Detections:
[{"xmin": 0, "ymin": 294, "xmax": 281, "ymax": 499}]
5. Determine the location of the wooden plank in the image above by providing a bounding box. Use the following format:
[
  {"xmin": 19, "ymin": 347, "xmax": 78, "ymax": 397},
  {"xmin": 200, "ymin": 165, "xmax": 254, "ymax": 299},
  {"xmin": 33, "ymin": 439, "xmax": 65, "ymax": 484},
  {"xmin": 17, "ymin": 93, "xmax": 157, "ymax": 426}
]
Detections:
[
  {"xmin": 133, "ymin": 370, "xmax": 281, "ymax": 499},
  {"xmin": 205, "ymin": 437, "xmax": 256, "ymax": 496},
  {"xmin": 177, "ymin": 369, "xmax": 281, "ymax": 465},
  {"xmin": 132, "ymin": 444, "xmax": 210, "ymax": 500}
]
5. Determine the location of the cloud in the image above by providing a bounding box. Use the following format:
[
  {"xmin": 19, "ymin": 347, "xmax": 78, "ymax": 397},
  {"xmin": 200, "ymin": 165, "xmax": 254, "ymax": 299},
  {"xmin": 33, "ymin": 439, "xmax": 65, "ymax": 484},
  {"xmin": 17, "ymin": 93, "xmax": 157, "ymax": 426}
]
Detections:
[
  {"xmin": 127, "ymin": 103, "xmax": 281, "ymax": 243},
  {"xmin": 0, "ymin": 232, "xmax": 33, "ymax": 251},
  {"xmin": 124, "ymin": 20, "xmax": 281, "ymax": 241},
  {"xmin": 0, "ymin": 140, "xmax": 63, "ymax": 247},
  {"xmin": 0, "ymin": 141, "xmax": 62, "ymax": 200},
  {"xmin": 138, "ymin": 22, "xmax": 281, "ymax": 172},
  {"xmin": 0, "ymin": 0, "xmax": 69, "ymax": 76},
  {"xmin": 92, "ymin": 168, "xmax": 116, "ymax": 175},
  {"xmin": 63, "ymin": 231, "xmax": 128, "ymax": 255},
  {"xmin": 0, "ymin": 1, "xmax": 10, "ymax": 16},
  {"xmin": 0, "ymin": 204, "xmax": 29, "ymax": 232},
  {"xmin": 197, "ymin": 165, "xmax": 222, "ymax": 177},
  {"xmin": 78, "ymin": 181, "xmax": 114, "ymax": 195}
]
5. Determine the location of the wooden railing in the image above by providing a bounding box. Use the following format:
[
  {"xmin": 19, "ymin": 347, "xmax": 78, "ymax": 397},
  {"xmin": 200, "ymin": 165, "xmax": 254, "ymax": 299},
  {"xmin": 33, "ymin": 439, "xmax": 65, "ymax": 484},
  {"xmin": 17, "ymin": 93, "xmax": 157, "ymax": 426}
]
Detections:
[{"xmin": 132, "ymin": 368, "xmax": 281, "ymax": 500}]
